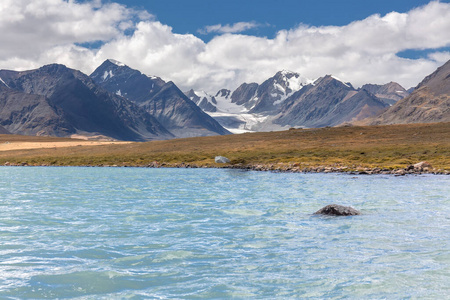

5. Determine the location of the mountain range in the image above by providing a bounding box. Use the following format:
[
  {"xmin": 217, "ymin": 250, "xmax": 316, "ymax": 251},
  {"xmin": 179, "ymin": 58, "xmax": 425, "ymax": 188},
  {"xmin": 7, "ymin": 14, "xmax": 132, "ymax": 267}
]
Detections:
[
  {"xmin": 0, "ymin": 58, "xmax": 448, "ymax": 141},
  {"xmin": 186, "ymin": 71, "xmax": 411, "ymax": 133},
  {"xmin": 0, "ymin": 64, "xmax": 172, "ymax": 141},
  {"xmin": 0, "ymin": 61, "xmax": 229, "ymax": 141}
]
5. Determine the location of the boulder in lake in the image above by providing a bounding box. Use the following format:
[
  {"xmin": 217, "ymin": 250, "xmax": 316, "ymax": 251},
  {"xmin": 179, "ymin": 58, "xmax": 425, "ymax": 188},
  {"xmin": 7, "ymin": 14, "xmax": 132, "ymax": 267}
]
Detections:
[
  {"xmin": 314, "ymin": 204, "xmax": 361, "ymax": 216},
  {"xmin": 215, "ymin": 156, "xmax": 231, "ymax": 164}
]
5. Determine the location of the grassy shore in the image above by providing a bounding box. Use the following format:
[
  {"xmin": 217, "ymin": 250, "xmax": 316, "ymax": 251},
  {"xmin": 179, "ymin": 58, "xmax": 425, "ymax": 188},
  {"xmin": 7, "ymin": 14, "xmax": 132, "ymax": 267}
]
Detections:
[{"xmin": 0, "ymin": 122, "xmax": 449, "ymax": 172}]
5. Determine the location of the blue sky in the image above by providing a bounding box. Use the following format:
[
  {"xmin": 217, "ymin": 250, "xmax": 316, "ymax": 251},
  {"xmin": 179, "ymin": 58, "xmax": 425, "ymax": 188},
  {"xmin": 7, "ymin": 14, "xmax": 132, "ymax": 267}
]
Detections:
[
  {"xmin": 1, "ymin": 0, "xmax": 450, "ymax": 92},
  {"xmin": 115, "ymin": 0, "xmax": 442, "ymax": 39}
]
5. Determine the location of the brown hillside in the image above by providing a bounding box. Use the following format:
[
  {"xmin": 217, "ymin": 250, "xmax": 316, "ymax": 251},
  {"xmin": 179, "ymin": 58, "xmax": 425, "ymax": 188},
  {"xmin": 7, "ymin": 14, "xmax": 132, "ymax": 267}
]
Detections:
[
  {"xmin": 370, "ymin": 60, "xmax": 450, "ymax": 125},
  {"xmin": 0, "ymin": 122, "xmax": 449, "ymax": 171}
]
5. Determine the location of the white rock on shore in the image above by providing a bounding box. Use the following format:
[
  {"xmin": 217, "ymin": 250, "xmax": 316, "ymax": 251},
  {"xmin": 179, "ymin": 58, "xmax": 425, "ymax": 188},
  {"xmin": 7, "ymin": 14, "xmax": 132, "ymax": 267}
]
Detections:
[{"xmin": 215, "ymin": 156, "xmax": 230, "ymax": 163}]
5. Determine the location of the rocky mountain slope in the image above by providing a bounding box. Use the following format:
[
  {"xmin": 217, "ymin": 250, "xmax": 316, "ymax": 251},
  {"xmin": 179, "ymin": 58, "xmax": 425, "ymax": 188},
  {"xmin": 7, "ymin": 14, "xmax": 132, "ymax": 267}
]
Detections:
[
  {"xmin": 0, "ymin": 82, "xmax": 71, "ymax": 137},
  {"xmin": 0, "ymin": 126, "xmax": 10, "ymax": 134},
  {"xmin": 0, "ymin": 64, "xmax": 172, "ymax": 140},
  {"xmin": 91, "ymin": 60, "xmax": 230, "ymax": 138},
  {"xmin": 184, "ymin": 89, "xmax": 218, "ymax": 113},
  {"xmin": 361, "ymin": 82, "xmax": 410, "ymax": 105},
  {"xmin": 275, "ymin": 75, "xmax": 389, "ymax": 128},
  {"xmin": 247, "ymin": 70, "xmax": 313, "ymax": 114},
  {"xmin": 370, "ymin": 59, "xmax": 450, "ymax": 125}
]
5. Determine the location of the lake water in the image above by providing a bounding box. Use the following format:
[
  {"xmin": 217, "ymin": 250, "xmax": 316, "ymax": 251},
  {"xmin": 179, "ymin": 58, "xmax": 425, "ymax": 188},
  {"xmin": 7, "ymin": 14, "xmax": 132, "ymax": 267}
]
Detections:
[{"xmin": 0, "ymin": 167, "xmax": 449, "ymax": 299}]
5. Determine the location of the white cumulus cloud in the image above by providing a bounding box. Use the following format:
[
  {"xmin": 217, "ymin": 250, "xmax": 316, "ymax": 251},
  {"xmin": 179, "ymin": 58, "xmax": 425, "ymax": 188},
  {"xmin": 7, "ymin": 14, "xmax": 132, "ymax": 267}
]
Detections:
[
  {"xmin": 0, "ymin": 0, "xmax": 150, "ymax": 69},
  {"xmin": 1, "ymin": 0, "xmax": 450, "ymax": 93},
  {"xmin": 198, "ymin": 21, "xmax": 261, "ymax": 34}
]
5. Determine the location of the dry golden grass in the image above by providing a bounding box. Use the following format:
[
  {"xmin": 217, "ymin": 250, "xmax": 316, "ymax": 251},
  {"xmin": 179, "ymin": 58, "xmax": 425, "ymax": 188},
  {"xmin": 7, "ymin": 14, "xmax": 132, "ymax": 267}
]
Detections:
[
  {"xmin": 0, "ymin": 122, "xmax": 449, "ymax": 170},
  {"xmin": 0, "ymin": 138, "xmax": 130, "ymax": 151}
]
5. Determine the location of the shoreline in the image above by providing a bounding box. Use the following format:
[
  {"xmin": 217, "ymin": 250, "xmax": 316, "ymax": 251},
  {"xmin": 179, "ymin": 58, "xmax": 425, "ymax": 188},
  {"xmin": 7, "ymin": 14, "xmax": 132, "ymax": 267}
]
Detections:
[{"xmin": 2, "ymin": 161, "xmax": 449, "ymax": 176}]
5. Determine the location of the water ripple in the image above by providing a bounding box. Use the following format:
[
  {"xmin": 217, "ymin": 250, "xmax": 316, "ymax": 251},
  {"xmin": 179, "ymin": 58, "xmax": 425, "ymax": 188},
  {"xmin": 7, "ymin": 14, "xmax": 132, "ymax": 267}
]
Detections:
[{"xmin": 0, "ymin": 167, "xmax": 449, "ymax": 298}]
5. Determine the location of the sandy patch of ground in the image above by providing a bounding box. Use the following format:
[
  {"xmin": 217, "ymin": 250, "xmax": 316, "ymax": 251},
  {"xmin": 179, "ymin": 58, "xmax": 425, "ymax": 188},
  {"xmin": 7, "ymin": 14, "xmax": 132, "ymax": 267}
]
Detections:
[{"xmin": 0, "ymin": 140, "xmax": 132, "ymax": 151}]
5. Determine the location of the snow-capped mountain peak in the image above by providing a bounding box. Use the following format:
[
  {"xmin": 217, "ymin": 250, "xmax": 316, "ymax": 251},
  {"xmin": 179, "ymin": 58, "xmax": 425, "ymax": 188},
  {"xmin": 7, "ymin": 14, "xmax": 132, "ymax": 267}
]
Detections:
[
  {"xmin": 270, "ymin": 71, "xmax": 313, "ymax": 106},
  {"xmin": 330, "ymin": 75, "xmax": 353, "ymax": 89}
]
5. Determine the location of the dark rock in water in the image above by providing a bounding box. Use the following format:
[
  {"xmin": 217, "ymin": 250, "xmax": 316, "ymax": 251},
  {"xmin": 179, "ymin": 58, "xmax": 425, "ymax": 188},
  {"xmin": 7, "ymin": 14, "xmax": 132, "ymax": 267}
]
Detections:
[{"xmin": 314, "ymin": 204, "xmax": 361, "ymax": 216}]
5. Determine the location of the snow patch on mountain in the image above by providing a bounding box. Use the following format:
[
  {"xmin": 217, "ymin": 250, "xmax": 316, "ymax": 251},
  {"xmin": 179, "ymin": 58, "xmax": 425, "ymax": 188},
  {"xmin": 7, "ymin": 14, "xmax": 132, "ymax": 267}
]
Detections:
[
  {"xmin": 208, "ymin": 111, "xmax": 269, "ymax": 134},
  {"xmin": 194, "ymin": 90, "xmax": 216, "ymax": 104},
  {"xmin": 0, "ymin": 77, "xmax": 9, "ymax": 88},
  {"xmin": 331, "ymin": 75, "xmax": 352, "ymax": 88},
  {"xmin": 107, "ymin": 59, "xmax": 125, "ymax": 67},
  {"xmin": 281, "ymin": 70, "xmax": 312, "ymax": 90},
  {"xmin": 103, "ymin": 70, "xmax": 114, "ymax": 81},
  {"xmin": 214, "ymin": 90, "xmax": 249, "ymax": 114},
  {"xmin": 187, "ymin": 89, "xmax": 281, "ymax": 133}
]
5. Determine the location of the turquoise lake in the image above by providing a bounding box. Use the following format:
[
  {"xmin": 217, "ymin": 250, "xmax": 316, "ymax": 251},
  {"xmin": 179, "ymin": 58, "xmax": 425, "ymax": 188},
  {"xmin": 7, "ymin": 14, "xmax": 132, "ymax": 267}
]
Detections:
[{"xmin": 0, "ymin": 167, "xmax": 449, "ymax": 299}]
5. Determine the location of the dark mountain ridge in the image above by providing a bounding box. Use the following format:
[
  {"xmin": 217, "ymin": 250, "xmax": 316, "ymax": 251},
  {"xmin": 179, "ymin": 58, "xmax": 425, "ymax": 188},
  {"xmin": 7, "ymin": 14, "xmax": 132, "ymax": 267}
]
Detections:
[
  {"xmin": 274, "ymin": 75, "xmax": 389, "ymax": 128},
  {"xmin": 361, "ymin": 82, "xmax": 410, "ymax": 105},
  {"xmin": 91, "ymin": 60, "xmax": 230, "ymax": 138},
  {"xmin": 0, "ymin": 64, "xmax": 172, "ymax": 141},
  {"xmin": 90, "ymin": 59, "xmax": 166, "ymax": 103}
]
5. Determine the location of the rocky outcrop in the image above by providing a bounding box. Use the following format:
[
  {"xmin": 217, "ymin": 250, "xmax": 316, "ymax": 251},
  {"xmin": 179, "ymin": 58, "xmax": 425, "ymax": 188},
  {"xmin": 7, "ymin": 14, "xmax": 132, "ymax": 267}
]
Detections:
[
  {"xmin": 413, "ymin": 161, "xmax": 432, "ymax": 170},
  {"xmin": 406, "ymin": 161, "xmax": 433, "ymax": 173},
  {"xmin": 314, "ymin": 204, "xmax": 361, "ymax": 216}
]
